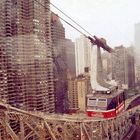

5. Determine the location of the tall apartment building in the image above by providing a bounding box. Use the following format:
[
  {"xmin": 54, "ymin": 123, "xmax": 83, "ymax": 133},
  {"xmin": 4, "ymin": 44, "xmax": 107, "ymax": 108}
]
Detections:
[
  {"xmin": 0, "ymin": 0, "xmax": 54, "ymax": 113},
  {"xmin": 111, "ymin": 46, "xmax": 128, "ymax": 87},
  {"xmin": 51, "ymin": 12, "xmax": 68, "ymax": 113},
  {"xmin": 134, "ymin": 23, "xmax": 140, "ymax": 82},
  {"xmin": 68, "ymin": 75, "xmax": 90, "ymax": 113},
  {"xmin": 111, "ymin": 46, "xmax": 135, "ymax": 88},
  {"xmin": 0, "ymin": 0, "xmax": 9, "ymax": 102},
  {"xmin": 75, "ymin": 35, "xmax": 92, "ymax": 76},
  {"xmin": 65, "ymin": 39, "xmax": 76, "ymax": 77}
]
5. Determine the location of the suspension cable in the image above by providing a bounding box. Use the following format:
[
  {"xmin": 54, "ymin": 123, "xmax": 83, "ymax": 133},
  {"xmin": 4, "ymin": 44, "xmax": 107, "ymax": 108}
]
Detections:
[
  {"xmin": 34, "ymin": 0, "xmax": 89, "ymax": 37},
  {"xmin": 48, "ymin": 0, "xmax": 93, "ymax": 37},
  {"xmin": 34, "ymin": 0, "xmax": 115, "ymax": 54}
]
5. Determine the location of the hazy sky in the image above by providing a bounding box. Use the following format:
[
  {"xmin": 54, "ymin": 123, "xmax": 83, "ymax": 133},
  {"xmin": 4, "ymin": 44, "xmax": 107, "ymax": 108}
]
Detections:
[{"xmin": 51, "ymin": 0, "xmax": 140, "ymax": 46}]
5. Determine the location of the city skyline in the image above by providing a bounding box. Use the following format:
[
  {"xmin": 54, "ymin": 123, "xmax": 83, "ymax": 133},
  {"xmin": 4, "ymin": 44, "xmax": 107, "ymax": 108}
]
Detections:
[
  {"xmin": 51, "ymin": 0, "xmax": 140, "ymax": 46},
  {"xmin": 0, "ymin": 1, "xmax": 140, "ymax": 139}
]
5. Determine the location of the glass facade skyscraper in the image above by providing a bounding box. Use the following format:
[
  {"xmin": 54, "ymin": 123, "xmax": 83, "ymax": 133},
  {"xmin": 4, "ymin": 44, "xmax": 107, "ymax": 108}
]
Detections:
[{"xmin": 0, "ymin": 0, "xmax": 54, "ymax": 113}]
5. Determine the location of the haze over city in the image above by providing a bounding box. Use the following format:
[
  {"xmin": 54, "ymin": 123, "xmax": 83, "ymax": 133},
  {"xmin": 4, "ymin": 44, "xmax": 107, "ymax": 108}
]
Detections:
[
  {"xmin": 51, "ymin": 0, "xmax": 140, "ymax": 46},
  {"xmin": 1, "ymin": 0, "xmax": 140, "ymax": 139}
]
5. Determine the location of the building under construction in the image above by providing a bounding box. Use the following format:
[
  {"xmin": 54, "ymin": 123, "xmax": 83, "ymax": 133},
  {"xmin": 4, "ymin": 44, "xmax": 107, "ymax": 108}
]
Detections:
[{"xmin": 0, "ymin": 0, "xmax": 54, "ymax": 113}]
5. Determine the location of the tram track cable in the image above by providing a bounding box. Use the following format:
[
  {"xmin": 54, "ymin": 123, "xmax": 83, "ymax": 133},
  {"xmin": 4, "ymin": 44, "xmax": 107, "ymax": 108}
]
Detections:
[
  {"xmin": 48, "ymin": 0, "xmax": 93, "ymax": 37},
  {"xmin": 34, "ymin": 0, "xmax": 91, "ymax": 38},
  {"xmin": 34, "ymin": 0, "xmax": 116, "ymax": 54}
]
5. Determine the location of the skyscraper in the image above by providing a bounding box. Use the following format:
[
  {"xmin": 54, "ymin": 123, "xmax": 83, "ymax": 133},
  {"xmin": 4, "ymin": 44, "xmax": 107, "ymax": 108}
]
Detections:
[
  {"xmin": 51, "ymin": 12, "xmax": 68, "ymax": 113},
  {"xmin": 111, "ymin": 46, "xmax": 135, "ymax": 88},
  {"xmin": 0, "ymin": 0, "xmax": 54, "ymax": 113},
  {"xmin": 0, "ymin": 0, "xmax": 9, "ymax": 102},
  {"xmin": 126, "ymin": 47, "xmax": 135, "ymax": 88},
  {"xmin": 134, "ymin": 23, "xmax": 140, "ymax": 82},
  {"xmin": 75, "ymin": 35, "xmax": 92, "ymax": 76},
  {"xmin": 68, "ymin": 75, "xmax": 89, "ymax": 113},
  {"xmin": 111, "ymin": 46, "xmax": 128, "ymax": 87}
]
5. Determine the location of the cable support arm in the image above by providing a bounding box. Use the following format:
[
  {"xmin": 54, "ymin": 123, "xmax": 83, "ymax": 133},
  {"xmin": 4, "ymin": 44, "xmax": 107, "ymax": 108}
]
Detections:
[{"xmin": 87, "ymin": 36, "xmax": 114, "ymax": 53}]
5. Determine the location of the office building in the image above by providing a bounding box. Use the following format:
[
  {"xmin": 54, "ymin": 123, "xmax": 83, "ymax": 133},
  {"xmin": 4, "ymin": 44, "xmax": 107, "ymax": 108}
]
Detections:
[
  {"xmin": 134, "ymin": 23, "xmax": 140, "ymax": 82},
  {"xmin": 75, "ymin": 35, "xmax": 92, "ymax": 76},
  {"xmin": 68, "ymin": 75, "xmax": 90, "ymax": 113},
  {"xmin": 111, "ymin": 46, "xmax": 128, "ymax": 87},
  {"xmin": 51, "ymin": 12, "xmax": 68, "ymax": 113},
  {"xmin": 111, "ymin": 46, "xmax": 135, "ymax": 88}
]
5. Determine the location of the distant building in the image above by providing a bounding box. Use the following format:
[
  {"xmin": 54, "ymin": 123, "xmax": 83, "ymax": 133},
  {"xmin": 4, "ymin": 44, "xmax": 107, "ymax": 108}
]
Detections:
[
  {"xmin": 111, "ymin": 46, "xmax": 135, "ymax": 88},
  {"xmin": 75, "ymin": 35, "xmax": 92, "ymax": 76},
  {"xmin": 65, "ymin": 39, "xmax": 76, "ymax": 77},
  {"xmin": 102, "ymin": 52, "xmax": 112, "ymax": 80},
  {"xmin": 126, "ymin": 47, "xmax": 135, "ymax": 88},
  {"xmin": 111, "ymin": 46, "xmax": 128, "ymax": 88},
  {"xmin": 68, "ymin": 75, "xmax": 90, "ymax": 113},
  {"xmin": 51, "ymin": 12, "xmax": 68, "ymax": 113},
  {"xmin": 134, "ymin": 23, "xmax": 140, "ymax": 82}
]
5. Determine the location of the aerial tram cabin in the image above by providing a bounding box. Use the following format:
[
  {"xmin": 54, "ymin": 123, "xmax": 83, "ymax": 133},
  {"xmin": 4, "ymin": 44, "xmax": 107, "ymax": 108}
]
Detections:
[{"xmin": 86, "ymin": 88, "xmax": 125, "ymax": 118}]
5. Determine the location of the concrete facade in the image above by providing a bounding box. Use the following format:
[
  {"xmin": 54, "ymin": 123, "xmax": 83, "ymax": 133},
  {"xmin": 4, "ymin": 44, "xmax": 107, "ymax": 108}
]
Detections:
[
  {"xmin": 68, "ymin": 75, "xmax": 90, "ymax": 112},
  {"xmin": 75, "ymin": 35, "xmax": 92, "ymax": 76}
]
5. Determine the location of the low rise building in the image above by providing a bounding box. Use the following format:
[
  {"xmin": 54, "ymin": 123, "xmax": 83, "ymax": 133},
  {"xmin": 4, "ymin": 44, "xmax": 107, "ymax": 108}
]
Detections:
[{"xmin": 68, "ymin": 74, "xmax": 90, "ymax": 113}]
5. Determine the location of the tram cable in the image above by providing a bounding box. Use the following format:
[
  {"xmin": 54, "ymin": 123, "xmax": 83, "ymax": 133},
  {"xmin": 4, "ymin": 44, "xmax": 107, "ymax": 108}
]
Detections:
[
  {"xmin": 35, "ymin": 0, "xmax": 93, "ymax": 36},
  {"xmin": 34, "ymin": 0, "xmax": 88, "ymax": 37},
  {"xmin": 48, "ymin": 0, "xmax": 93, "ymax": 37},
  {"xmin": 34, "ymin": 0, "xmax": 114, "ymax": 53}
]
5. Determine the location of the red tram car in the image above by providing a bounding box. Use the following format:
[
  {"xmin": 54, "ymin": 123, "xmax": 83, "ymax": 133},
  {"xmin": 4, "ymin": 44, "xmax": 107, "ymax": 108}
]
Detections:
[{"xmin": 86, "ymin": 89, "xmax": 125, "ymax": 118}]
